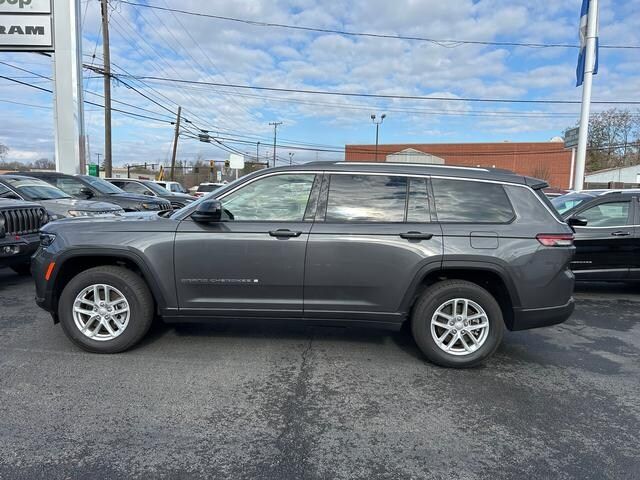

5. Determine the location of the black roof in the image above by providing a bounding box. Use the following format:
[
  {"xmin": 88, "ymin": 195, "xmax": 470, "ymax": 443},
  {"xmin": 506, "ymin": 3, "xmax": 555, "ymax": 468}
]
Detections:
[{"xmin": 267, "ymin": 161, "xmax": 546, "ymax": 188}]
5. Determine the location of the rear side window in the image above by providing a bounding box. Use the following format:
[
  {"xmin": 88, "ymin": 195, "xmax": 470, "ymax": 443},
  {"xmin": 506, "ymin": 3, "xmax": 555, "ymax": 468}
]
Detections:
[
  {"xmin": 325, "ymin": 174, "xmax": 407, "ymax": 222},
  {"xmin": 432, "ymin": 178, "xmax": 514, "ymax": 223}
]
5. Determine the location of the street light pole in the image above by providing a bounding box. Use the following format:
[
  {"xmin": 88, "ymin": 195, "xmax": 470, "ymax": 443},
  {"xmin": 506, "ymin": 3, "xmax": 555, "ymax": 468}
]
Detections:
[
  {"xmin": 289, "ymin": 152, "xmax": 294, "ymax": 165},
  {"xmin": 371, "ymin": 113, "xmax": 386, "ymax": 162},
  {"xmin": 256, "ymin": 141, "xmax": 260, "ymax": 162}
]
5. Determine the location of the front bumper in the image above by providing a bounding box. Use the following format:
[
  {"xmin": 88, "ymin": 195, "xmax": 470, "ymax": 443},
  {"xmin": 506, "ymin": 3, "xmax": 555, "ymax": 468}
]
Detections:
[
  {"xmin": 0, "ymin": 233, "xmax": 40, "ymax": 268},
  {"xmin": 511, "ymin": 298, "xmax": 575, "ymax": 331}
]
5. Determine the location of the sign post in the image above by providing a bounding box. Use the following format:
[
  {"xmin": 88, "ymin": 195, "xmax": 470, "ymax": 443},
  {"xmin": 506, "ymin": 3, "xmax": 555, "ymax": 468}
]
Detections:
[{"xmin": 564, "ymin": 127, "xmax": 579, "ymax": 190}]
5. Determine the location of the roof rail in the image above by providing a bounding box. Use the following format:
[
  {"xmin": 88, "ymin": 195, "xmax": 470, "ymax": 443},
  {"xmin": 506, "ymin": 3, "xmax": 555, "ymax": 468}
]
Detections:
[{"xmin": 334, "ymin": 162, "xmax": 490, "ymax": 172}]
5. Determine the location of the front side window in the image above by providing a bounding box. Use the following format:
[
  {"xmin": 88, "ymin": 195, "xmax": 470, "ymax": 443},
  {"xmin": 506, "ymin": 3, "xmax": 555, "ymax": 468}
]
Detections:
[
  {"xmin": 578, "ymin": 201, "xmax": 630, "ymax": 227},
  {"xmin": 123, "ymin": 182, "xmax": 152, "ymax": 195},
  {"xmin": 50, "ymin": 176, "xmax": 86, "ymax": 196},
  {"xmin": 325, "ymin": 174, "xmax": 407, "ymax": 223},
  {"xmin": 221, "ymin": 174, "xmax": 315, "ymax": 221},
  {"xmin": 432, "ymin": 178, "xmax": 514, "ymax": 223}
]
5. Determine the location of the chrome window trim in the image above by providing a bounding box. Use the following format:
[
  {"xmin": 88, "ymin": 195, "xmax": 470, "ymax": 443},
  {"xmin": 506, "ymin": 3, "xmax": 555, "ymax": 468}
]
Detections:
[{"xmin": 183, "ymin": 169, "xmax": 565, "ymax": 226}]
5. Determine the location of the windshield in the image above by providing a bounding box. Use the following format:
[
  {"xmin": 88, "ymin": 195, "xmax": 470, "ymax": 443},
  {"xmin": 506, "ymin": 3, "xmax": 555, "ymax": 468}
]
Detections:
[
  {"xmin": 142, "ymin": 181, "xmax": 170, "ymax": 195},
  {"xmin": 551, "ymin": 192, "xmax": 595, "ymax": 215},
  {"xmin": 3, "ymin": 177, "xmax": 71, "ymax": 200},
  {"xmin": 79, "ymin": 175, "xmax": 125, "ymax": 194}
]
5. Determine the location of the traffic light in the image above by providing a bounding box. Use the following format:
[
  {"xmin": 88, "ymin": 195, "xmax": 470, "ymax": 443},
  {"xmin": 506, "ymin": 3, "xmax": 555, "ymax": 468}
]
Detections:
[{"xmin": 224, "ymin": 160, "xmax": 230, "ymax": 169}]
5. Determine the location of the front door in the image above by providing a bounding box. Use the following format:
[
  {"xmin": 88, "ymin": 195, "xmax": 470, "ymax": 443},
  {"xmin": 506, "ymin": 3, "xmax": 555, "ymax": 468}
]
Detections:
[
  {"xmin": 175, "ymin": 172, "xmax": 319, "ymax": 317},
  {"xmin": 571, "ymin": 197, "xmax": 635, "ymax": 281},
  {"xmin": 304, "ymin": 173, "xmax": 443, "ymax": 323}
]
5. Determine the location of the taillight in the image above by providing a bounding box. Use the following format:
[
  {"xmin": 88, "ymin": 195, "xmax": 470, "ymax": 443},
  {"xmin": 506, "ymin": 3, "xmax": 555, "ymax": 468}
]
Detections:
[{"xmin": 536, "ymin": 233, "xmax": 574, "ymax": 247}]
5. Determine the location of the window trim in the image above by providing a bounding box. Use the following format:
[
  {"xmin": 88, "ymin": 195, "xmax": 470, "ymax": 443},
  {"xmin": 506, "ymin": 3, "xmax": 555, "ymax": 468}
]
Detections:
[{"xmin": 431, "ymin": 177, "xmax": 516, "ymax": 225}]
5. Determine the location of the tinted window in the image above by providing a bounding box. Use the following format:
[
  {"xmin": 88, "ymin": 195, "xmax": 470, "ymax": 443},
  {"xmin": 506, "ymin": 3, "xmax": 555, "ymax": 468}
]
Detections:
[
  {"xmin": 326, "ymin": 174, "xmax": 407, "ymax": 223},
  {"xmin": 579, "ymin": 201, "xmax": 630, "ymax": 227},
  {"xmin": 122, "ymin": 182, "xmax": 152, "ymax": 195},
  {"xmin": 222, "ymin": 174, "xmax": 315, "ymax": 221},
  {"xmin": 407, "ymin": 177, "xmax": 430, "ymax": 222},
  {"xmin": 79, "ymin": 176, "xmax": 124, "ymax": 194},
  {"xmin": 55, "ymin": 177, "xmax": 86, "ymax": 196},
  {"xmin": 432, "ymin": 178, "xmax": 514, "ymax": 223}
]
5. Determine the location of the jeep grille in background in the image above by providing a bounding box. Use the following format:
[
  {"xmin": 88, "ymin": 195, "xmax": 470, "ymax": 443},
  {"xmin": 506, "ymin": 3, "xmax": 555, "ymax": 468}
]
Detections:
[{"xmin": 0, "ymin": 207, "xmax": 47, "ymax": 236}]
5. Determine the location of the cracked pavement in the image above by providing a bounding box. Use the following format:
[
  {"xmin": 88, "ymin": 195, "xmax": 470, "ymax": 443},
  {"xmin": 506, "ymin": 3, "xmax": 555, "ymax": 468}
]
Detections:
[{"xmin": 0, "ymin": 269, "xmax": 639, "ymax": 479}]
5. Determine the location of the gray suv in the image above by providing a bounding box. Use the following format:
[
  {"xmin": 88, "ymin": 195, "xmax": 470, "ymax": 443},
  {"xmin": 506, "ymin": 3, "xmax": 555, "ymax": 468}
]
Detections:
[{"xmin": 32, "ymin": 162, "xmax": 576, "ymax": 367}]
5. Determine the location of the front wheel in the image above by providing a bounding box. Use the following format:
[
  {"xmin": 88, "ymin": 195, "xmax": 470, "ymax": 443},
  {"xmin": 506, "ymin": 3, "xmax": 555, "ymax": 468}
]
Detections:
[
  {"xmin": 58, "ymin": 266, "xmax": 154, "ymax": 353},
  {"xmin": 411, "ymin": 280, "xmax": 504, "ymax": 368}
]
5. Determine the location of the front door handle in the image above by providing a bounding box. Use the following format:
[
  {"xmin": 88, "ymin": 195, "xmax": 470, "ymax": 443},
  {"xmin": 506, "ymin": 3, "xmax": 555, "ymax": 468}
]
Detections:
[
  {"xmin": 400, "ymin": 231, "xmax": 434, "ymax": 240},
  {"xmin": 611, "ymin": 231, "xmax": 631, "ymax": 236},
  {"xmin": 269, "ymin": 229, "xmax": 302, "ymax": 238}
]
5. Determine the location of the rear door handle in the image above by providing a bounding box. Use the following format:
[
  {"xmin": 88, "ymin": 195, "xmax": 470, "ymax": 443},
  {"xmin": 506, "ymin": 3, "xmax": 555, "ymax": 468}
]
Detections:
[
  {"xmin": 400, "ymin": 231, "xmax": 434, "ymax": 240},
  {"xmin": 269, "ymin": 229, "xmax": 302, "ymax": 238},
  {"xmin": 611, "ymin": 231, "xmax": 631, "ymax": 236}
]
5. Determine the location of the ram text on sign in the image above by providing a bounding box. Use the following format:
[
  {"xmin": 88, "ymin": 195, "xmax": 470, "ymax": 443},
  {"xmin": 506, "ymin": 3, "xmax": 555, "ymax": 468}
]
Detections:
[{"xmin": 0, "ymin": 14, "xmax": 52, "ymax": 48}]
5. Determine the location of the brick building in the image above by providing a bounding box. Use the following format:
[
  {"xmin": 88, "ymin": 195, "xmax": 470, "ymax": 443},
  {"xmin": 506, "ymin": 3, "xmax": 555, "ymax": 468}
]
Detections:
[{"xmin": 344, "ymin": 141, "xmax": 573, "ymax": 189}]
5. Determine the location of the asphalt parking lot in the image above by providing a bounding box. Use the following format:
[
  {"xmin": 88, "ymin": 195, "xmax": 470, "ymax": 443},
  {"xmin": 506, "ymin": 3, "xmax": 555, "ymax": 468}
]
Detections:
[{"xmin": 0, "ymin": 269, "xmax": 639, "ymax": 480}]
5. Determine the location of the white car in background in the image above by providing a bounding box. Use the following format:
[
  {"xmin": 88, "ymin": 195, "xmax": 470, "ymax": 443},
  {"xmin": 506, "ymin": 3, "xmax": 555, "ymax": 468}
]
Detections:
[
  {"xmin": 193, "ymin": 182, "xmax": 227, "ymax": 197},
  {"xmin": 153, "ymin": 180, "xmax": 188, "ymax": 194}
]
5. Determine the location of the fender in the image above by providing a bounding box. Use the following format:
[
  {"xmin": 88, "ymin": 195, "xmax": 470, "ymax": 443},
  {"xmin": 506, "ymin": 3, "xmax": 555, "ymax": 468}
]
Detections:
[
  {"xmin": 398, "ymin": 256, "xmax": 522, "ymax": 313},
  {"xmin": 48, "ymin": 246, "xmax": 170, "ymax": 311}
]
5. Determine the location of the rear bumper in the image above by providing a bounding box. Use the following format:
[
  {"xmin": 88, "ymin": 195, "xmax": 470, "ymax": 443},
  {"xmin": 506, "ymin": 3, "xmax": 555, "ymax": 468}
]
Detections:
[{"xmin": 511, "ymin": 298, "xmax": 575, "ymax": 331}]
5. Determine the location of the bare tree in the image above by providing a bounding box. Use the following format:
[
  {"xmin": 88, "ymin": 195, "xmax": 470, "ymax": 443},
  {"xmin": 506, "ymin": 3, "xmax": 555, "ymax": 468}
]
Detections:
[{"xmin": 0, "ymin": 143, "xmax": 8, "ymax": 160}]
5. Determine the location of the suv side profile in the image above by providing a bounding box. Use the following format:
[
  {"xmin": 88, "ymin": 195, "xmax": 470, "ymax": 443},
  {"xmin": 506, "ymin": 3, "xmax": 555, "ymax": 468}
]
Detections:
[{"xmin": 32, "ymin": 163, "xmax": 575, "ymax": 367}]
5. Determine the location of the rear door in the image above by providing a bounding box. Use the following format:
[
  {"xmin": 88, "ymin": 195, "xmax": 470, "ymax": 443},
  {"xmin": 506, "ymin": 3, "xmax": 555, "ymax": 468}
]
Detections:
[
  {"xmin": 570, "ymin": 196, "xmax": 634, "ymax": 281},
  {"xmin": 303, "ymin": 173, "xmax": 443, "ymax": 323}
]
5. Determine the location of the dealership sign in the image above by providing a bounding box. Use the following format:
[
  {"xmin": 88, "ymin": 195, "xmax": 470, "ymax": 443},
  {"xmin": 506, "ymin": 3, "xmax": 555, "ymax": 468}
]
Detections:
[{"xmin": 0, "ymin": 0, "xmax": 53, "ymax": 51}]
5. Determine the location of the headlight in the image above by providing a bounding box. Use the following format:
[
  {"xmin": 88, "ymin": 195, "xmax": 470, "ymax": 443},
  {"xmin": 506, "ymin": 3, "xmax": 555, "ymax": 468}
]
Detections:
[
  {"xmin": 40, "ymin": 232, "xmax": 56, "ymax": 247},
  {"xmin": 67, "ymin": 210, "xmax": 94, "ymax": 217}
]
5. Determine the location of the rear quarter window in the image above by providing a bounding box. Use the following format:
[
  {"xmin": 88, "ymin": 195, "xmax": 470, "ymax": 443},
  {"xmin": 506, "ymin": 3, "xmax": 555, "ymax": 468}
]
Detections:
[{"xmin": 432, "ymin": 178, "xmax": 514, "ymax": 223}]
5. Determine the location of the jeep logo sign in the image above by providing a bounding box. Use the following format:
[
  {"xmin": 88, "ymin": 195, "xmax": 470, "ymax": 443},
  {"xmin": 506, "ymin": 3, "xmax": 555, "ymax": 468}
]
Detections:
[
  {"xmin": 0, "ymin": 0, "xmax": 52, "ymax": 51},
  {"xmin": 0, "ymin": 0, "xmax": 50, "ymax": 13}
]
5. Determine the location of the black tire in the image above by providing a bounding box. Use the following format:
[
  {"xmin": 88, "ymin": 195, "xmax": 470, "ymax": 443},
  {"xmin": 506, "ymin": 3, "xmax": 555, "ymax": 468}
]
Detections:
[
  {"xmin": 58, "ymin": 266, "xmax": 154, "ymax": 353},
  {"xmin": 411, "ymin": 280, "xmax": 504, "ymax": 368},
  {"xmin": 10, "ymin": 262, "xmax": 31, "ymax": 276}
]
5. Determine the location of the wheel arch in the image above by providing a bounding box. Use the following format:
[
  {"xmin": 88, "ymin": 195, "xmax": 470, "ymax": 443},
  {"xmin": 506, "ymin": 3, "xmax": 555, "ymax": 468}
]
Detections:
[
  {"xmin": 49, "ymin": 248, "xmax": 167, "ymax": 317},
  {"xmin": 401, "ymin": 261, "xmax": 520, "ymax": 331}
]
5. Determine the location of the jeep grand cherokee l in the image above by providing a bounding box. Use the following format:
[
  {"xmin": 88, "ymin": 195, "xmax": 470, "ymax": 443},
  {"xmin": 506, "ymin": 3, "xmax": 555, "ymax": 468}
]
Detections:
[{"xmin": 32, "ymin": 162, "xmax": 576, "ymax": 368}]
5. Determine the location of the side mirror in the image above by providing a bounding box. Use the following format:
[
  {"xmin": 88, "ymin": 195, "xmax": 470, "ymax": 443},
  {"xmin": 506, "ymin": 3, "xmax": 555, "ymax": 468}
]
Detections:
[
  {"xmin": 191, "ymin": 200, "xmax": 223, "ymax": 223},
  {"xmin": 79, "ymin": 187, "xmax": 93, "ymax": 199},
  {"xmin": 567, "ymin": 216, "xmax": 588, "ymax": 227}
]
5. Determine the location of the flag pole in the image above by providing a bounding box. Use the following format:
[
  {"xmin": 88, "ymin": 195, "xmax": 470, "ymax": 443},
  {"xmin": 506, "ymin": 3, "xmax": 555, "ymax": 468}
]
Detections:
[{"xmin": 573, "ymin": 0, "xmax": 598, "ymax": 191}]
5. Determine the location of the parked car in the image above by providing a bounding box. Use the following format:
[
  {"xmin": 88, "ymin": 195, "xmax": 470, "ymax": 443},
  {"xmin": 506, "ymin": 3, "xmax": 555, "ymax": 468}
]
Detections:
[
  {"xmin": 553, "ymin": 190, "xmax": 640, "ymax": 282},
  {"xmin": 32, "ymin": 162, "xmax": 575, "ymax": 367},
  {"xmin": 0, "ymin": 175, "xmax": 124, "ymax": 220},
  {"xmin": 18, "ymin": 172, "xmax": 172, "ymax": 212},
  {"xmin": 0, "ymin": 198, "xmax": 48, "ymax": 275},
  {"xmin": 106, "ymin": 178, "xmax": 195, "ymax": 209},
  {"xmin": 193, "ymin": 182, "xmax": 226, "ymax": 198},
  {"xmin": 154, "ymin": 180, "xmax": 188, "ymax": 194}
]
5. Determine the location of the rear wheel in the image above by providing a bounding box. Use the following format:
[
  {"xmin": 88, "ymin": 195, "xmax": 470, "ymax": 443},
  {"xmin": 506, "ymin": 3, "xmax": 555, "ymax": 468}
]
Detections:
[
  {"xmin": 411, "ymin": 280, "xmax": 504, "ymax": 368},
  {"xmin": 58, "ymin": 266, "xmax": 154, "ymax": 353}
]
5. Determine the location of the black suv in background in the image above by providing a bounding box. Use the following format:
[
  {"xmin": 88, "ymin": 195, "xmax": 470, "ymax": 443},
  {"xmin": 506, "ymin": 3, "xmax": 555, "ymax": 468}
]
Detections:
[
  {"xmin": 106, "ymin": 178, "xmax": 195, "ymax": 209},
  {"xmin": 18, "ymin": 172, "xmax": 172, "ymax": 212},
  {"xmin": 32, "ymin": 162, "xmax": 575, "ymax": 368},
  {"xmin": 553, "ymin": 190, "xmax": 640, "ymax": 282},
  {"xmin": 1, "ymin": 198, "xmax": 48, "ymax": 275}
]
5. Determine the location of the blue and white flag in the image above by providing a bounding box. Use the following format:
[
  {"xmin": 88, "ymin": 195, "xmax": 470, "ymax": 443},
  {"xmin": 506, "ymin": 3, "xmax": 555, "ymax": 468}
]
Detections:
[{"xmin": 576, "ymin": 0, "xmax": 599, "ymax": 87}]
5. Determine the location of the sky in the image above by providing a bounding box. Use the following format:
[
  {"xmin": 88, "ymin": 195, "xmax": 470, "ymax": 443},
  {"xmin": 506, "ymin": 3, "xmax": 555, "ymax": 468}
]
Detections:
[{"xmin": 0, "ymin": 0, "xmax": 639, "ymax": 167}]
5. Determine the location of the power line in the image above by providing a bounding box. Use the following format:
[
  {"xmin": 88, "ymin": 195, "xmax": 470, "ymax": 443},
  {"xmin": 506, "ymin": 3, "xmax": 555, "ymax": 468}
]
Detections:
[
  {"xmin": 118, "ymin": 0, "xmax": 640, "ymax": 50},
  {"xmin": 112, "ymin": 73, "xmax": 640, "ymax": 105}
]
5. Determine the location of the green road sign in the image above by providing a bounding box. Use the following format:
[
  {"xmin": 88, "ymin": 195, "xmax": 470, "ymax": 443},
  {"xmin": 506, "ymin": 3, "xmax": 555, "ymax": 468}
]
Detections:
[{"xmin": 88, "ymin": 163, "xmax": 99, "ymax": 177}]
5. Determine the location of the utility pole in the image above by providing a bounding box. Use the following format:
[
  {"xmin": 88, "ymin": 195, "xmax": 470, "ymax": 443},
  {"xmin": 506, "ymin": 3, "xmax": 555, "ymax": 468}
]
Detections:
[
  {"xmin": 269, "ymin": 121, "xmax": 282, "ymax": 168},
  {"xmin": 256, "ymin": 141, "xmax": 260, "ymax": 161},
  {"xmin": 100, "ymin": 0, "xmax": 113, "ymax": 177},
  {"xmin": 371, "ymin": 113, "xmax": 386, "ymax": 162},
  {"xmin": 170, "ymin": 106, "xmax": 182, "ymax": 181},
  {"xmin": 95, "ymin": 152, "xmax": 101, "ymax": 166},
  {"xmin": 289, "ymin": 152, "xmax": 294, "ymax": 165}
]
